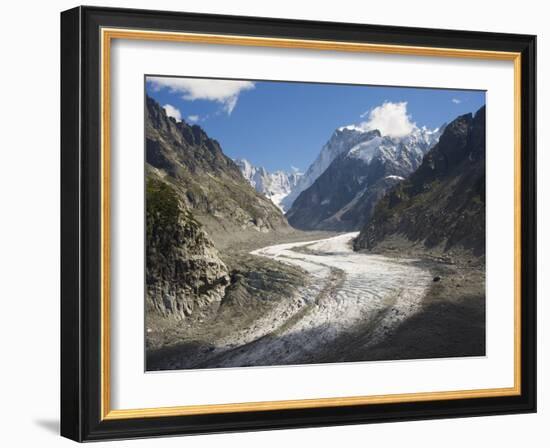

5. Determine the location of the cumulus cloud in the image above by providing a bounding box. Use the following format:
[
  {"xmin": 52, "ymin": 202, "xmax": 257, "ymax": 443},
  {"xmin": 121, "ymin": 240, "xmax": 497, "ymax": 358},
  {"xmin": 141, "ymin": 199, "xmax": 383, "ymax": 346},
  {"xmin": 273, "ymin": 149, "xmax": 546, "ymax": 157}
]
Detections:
[
  {"xmin": 148, "ymin": 77, "xmax": 255, "ymax": 115},
  {"xmin": 162, "ymin": 104, "xmax": 182, "ymax": 122},
  {"xmin": 187, "ymin": 115, "xmax": 200, "ymax": 123},
  {"xmin": 359, "ymin": 101, "xmax": 416, "ymax": 138},
  {"xmin": 452, "ymin": 98, "xmax": 462, "ymax": 104}
]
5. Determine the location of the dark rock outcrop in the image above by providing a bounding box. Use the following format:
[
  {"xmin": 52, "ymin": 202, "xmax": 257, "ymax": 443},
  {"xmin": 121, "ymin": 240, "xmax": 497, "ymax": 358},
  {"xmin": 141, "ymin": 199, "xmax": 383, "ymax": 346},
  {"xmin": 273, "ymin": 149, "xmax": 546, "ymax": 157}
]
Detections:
[
  {"xmin": 354, "ymin": 106, "xmax": 486, "ymax": 255},
  {"xmin": 146, "ymin": 177, "xmax": 230, "ymax": 319}
]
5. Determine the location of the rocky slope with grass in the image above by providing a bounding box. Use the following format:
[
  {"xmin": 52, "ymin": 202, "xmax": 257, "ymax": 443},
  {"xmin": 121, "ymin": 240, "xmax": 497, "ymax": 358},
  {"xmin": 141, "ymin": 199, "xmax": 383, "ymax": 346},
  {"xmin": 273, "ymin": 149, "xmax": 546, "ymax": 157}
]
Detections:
[
  {"xmin": 354, "ymin": 106, "xmax": 486, "ymax": 255},
  {"xmin": 146, "ymin": 177, "xmax": 230, "ymax": 320},
  {"xmin": 146, "ymin": 96, "xmax": 288, "ymax": 244},
  {"xmin": 145, "ymin": 96, "xmax": 293, "ymax": 321}
]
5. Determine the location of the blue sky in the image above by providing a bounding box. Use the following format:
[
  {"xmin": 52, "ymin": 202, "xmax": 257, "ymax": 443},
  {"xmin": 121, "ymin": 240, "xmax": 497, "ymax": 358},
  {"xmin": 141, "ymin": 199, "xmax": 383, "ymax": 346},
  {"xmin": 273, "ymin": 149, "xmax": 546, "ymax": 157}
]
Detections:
[{"xmin": 146, "ymin": 76, "xmax": 485, "ymax": 173}]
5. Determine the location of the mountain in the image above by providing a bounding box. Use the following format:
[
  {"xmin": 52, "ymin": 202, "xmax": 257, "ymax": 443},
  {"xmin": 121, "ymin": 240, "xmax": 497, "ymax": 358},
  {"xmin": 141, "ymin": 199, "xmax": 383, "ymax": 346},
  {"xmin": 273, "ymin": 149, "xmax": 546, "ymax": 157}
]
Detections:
[
  {"xmin": 286, "ymin": 126, "xmax": 442, "ymax": 231},
  {"xmin": 281, "ymin": 127, "xmax": 380, "ymax": 210},
  {"xmin": 145, "ymin": 96, "xmax": 288, "ymax": 242},
  {"xmin": 354, "ymin": 106, "xmax": 485, "ymax": 255},
  {"xmin": 145, "ymin": 96, "xmax": 290, "ymax": 319},
  {"xmin": 235, "ymin": 159, "xmax": 302, "ymax": 211}
]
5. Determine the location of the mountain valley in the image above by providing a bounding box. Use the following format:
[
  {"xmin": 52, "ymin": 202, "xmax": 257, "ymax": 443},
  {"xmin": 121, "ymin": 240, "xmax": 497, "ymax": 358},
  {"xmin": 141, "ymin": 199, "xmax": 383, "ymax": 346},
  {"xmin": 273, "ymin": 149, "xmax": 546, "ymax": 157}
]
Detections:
[{"xmin": 144, "ymin": 94, "xmax": 486, "ymax": 370}]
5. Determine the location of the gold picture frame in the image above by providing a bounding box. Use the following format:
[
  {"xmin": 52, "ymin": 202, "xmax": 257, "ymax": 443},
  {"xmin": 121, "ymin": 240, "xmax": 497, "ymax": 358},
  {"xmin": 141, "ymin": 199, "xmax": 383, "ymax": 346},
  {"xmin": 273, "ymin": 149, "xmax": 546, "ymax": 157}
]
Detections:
[{"xmin": 61, "ymin": 6, "xmax": 536, "ymax": 441}]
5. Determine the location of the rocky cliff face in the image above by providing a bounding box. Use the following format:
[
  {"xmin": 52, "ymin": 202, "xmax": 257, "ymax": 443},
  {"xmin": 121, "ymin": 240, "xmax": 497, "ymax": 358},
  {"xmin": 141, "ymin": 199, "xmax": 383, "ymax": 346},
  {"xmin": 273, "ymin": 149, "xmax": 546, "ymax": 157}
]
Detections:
[
  {"xmin": 281, "ymin": 127, "xmax": 380, "ymax": 210},
  {"xmin": 145, "ymin": 96, "xmax": 290, "ymax": 320},
  {"xmin": 146, "ymin": 177, "xmax": 230, "ymax": 320},
  {"xmin": 146, "ymin": 96, "xmax": 288, "ymax": 240},
  {"xmin": 235, "ymin": 158, "xmax": 302, "ymax": 211},
  {"xmin": 286, "ymin": 127, "xmax": 441, "ymax": 231},
  {"xmin": 354, "ymin": 106, "xmax": 485, "ymax": 255}
]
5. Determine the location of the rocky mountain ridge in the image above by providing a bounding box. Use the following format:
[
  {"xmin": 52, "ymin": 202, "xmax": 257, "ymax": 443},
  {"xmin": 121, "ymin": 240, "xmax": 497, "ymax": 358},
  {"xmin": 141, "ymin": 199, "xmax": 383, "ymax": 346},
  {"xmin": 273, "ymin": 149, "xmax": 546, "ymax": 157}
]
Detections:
[
  {"xmin": 235, "ymin": 158, "xmax": 302, "ymax": 211},
  {"xmin": 354, "ymin": 106, "xmax": 486, "ymax": 255},
  {"xmin": 280, "ymin": 127, "xmax": 380, "ymax": 210},
  {"xmin": 146, "ymin": 96, "xmax": 288, "ymax": 240},
  {"xmin": 286, "ymin": 125, "xmax": 443, "ymax": 231},
  {"xmin": 145, "ymin": 96, "xmax": 290, "ymax": 320}
]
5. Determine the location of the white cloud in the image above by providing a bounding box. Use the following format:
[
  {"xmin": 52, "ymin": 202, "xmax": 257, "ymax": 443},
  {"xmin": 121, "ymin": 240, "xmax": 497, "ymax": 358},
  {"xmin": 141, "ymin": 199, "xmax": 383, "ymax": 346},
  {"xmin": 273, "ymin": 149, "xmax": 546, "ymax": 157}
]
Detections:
[
  {"xmin": 148, "ymin": 77, "xmax": 255, "ymax": 115},
  {"xmin": 162, "ymin": 104, "xmax": 182, "ymax": 122},
  {"xmin": 187, "ymin": 115, "xmax": 200, "ymax": 123},
  {"xmin": 452, "ymin": 98, "xmax": 462, "ymax": 104},
  {"xmin": 359, "ymin": 101, "xmax": 416, "ymax": 138}
]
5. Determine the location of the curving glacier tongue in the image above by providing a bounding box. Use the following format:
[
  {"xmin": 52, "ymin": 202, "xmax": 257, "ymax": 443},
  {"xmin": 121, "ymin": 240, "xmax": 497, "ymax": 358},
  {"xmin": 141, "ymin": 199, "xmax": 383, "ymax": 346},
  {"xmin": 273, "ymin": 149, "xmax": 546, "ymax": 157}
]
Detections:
[{"xmin": 202, "ymin": 232, "xmax": 433, "ymax": 367}]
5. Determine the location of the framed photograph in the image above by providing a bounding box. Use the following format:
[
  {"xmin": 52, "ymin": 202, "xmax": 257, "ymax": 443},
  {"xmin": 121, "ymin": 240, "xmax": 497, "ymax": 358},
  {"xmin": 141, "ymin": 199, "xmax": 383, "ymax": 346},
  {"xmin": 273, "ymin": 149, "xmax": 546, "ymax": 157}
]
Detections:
[{"xmin": 60, "ymin": 6, "xmax": 536, "ymax": 441}]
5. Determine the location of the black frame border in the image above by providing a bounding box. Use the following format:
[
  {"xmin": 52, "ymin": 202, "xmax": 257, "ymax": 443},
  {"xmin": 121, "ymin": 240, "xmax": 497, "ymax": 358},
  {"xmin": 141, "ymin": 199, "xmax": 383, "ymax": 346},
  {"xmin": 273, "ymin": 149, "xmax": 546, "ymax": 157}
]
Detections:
[{"xmin": 61, "ymin": 6, "xmax": 536, "ymax": 442}]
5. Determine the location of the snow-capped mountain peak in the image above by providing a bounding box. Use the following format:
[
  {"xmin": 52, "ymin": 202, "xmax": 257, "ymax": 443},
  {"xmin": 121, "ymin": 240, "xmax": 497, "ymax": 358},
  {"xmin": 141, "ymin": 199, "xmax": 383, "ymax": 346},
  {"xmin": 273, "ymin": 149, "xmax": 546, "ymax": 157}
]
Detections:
[
  {"xmin": 235, "ymin": 159, "xmax": 302, "ymax": 211},
  {"xmin": 347, "ymin": 125, "xmax": 443, "ymax": 167},
  {"xmin": 280, "ymin": 128, "xmax": 382, "ymax": 210},
  {"xmin": 285, "ymin": 122, "xmax": 444, "ymax": 231},
  {"xmin": 237, "ymin": 120, "xmax": 443, "ymax": 214}
]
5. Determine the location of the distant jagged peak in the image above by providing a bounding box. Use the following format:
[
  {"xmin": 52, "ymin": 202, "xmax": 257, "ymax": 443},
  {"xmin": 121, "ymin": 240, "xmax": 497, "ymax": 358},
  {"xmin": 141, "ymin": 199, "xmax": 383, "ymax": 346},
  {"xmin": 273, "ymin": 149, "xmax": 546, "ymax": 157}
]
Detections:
[{"xmin": 234, "ymin": 158, "xmax": 303, "ymax": 212}]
